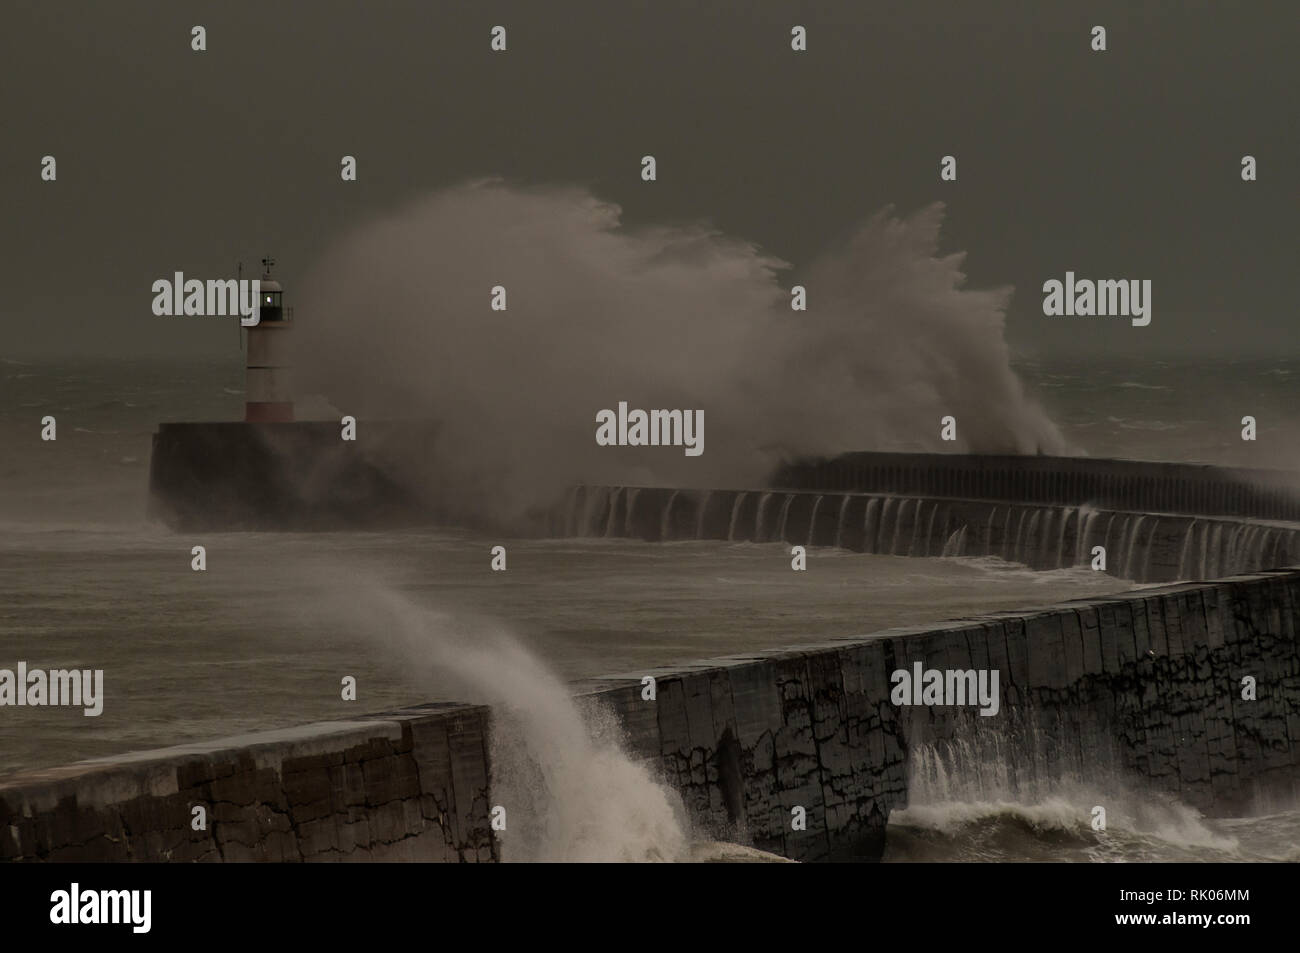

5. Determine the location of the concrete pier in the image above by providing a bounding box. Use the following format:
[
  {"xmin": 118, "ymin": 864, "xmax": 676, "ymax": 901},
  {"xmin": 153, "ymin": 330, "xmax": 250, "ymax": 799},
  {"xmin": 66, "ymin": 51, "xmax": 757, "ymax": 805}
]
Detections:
[
  {"xmin": 561, "ymin": 485, "xmax": 1300, "ymax": 583},
  {"xmin": 5, "ymin": 569, "xmax": 1298, "ymax": 862},
  {"xmin": 772, "ymin": 451, "xmax": 1300, "ymax": 522},
  {"xmin": 148, "ymin": 421, "xmax": 442, "ymax": 531},
  {"xmin": 0, "ymin": 703, "xmax": 495, "ymax": 862}
]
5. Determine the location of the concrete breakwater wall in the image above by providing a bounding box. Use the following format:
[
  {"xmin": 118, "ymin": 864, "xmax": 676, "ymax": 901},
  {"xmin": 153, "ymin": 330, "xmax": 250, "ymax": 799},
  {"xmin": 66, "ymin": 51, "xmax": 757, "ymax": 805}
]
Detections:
[
  {"xmin": 772, "ymin": 451, "xmax": 1300, "ymax": 522},
  {"xmin": 601, "ymin": 567, "xmax": 1300, "ymax": 859},
  {"xmin": 148, "ymin": 421, "xmax": 443, "ymax": 531},
  {"xmin": 559, "ymin": 485, "xmax": 1300, "ymax": 583},
  {"xmin": 0, "ymin": 703, "xmax": 496, "ymax": 863},
  {"xmin": 4, "ymin": 571, "xmax": 1299, "ymax": 862}
]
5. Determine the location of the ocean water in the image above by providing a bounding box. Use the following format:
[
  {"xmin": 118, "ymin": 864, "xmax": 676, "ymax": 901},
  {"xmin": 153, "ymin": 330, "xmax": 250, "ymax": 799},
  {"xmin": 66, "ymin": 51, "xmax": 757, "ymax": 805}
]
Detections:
[
  {"xmin": 1, "ymin": 357, "xmax": 1298, "ymax": 862},
  {"xmin": 1016, "ymin": 356, "xmax": 1300, "ymax": 471},
  {"xmin": 0, "ymin": 529, "xmax": 1132, "ymax": 774}
]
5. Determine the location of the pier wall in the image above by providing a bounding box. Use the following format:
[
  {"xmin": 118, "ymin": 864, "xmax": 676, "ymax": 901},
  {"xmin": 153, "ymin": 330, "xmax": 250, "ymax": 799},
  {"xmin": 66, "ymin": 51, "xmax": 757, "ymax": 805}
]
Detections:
[
  {"xmin": 5, "ymin": 571, "xmax": 1299, "ymax": 863},
  {"xmin": 772, "ymin": 451, "xmax": 1300, "ymax": 522},
  {"xmin": 562, "ymin": 485, "xmax": 1300, "ymax": 583},
  {"xmin": 574, "ymin": 569, "xmax": 1300, "ymax": 860},
  {"xmin": 150, "ymin": 437, "xmax": 1300, "ymax": 535},
  {"xmin": 148, "ymin": 421, "xmax": 442, "ymax": 531},
  {"xmin": 0, "ymin": 703, "xmax": 495, "ymax": 863}
]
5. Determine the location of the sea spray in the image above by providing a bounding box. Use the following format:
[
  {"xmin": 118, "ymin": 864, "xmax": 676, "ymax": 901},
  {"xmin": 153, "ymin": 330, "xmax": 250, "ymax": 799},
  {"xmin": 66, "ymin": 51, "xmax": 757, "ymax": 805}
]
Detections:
[
  {"xmin": 293, "ymin": 181, "xmax": 1068, "ymax": 527},
  {"xmin": 317, "ymin": 576, "xmax": 690, "ymax": 862},
  {"xmin": 892, "ymin": 710, "xmax": 1243, "ymax": 862}
]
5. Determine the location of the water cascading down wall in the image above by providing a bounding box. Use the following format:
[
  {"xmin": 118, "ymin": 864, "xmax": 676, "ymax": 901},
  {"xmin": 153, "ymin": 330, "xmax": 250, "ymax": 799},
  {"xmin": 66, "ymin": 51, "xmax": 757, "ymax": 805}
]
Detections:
[{"xmin": 559, "ymin": 452, "xmax": 1300, "ymax": 582}]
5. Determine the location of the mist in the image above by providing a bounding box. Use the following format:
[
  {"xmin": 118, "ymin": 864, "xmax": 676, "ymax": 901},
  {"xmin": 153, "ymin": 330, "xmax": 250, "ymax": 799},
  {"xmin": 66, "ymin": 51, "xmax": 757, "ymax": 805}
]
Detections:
[
  {"xmin": 306, "ymin": 572, "xmax": 690, "ymax": 862},
  {"xmin": 295, "ymin": 180, "xmax": 1068, "ymax": 525}
]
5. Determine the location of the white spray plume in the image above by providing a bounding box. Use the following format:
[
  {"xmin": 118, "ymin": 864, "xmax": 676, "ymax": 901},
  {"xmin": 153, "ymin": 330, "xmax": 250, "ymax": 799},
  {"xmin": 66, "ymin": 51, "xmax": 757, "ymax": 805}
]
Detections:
[
  {"xmin": 317, "ymin": 574, "xmax": 689, "ymax": 862},
  {"xmin": 295, "ymin": 180, "xmax": 1068, "ymax": 525}
]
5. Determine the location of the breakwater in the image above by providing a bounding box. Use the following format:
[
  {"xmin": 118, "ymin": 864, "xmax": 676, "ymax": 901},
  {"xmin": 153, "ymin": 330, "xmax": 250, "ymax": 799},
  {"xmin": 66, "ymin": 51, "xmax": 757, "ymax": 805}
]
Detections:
[
  {"xmin": 0, "ymin": 703, "xmax": 496, "ymax": 862},
  {"xmin": 4, "ymin": 569, "xmax": 1298, "ymax": 862},
  {"xmin": 148, "ymin": 421, "xmax": 442, "ymax": 531},
  {"xmin": 772, "ymin": 451, "xmax": 1300, "ymax": 522},
  {"xmin": 557, "ymin": 485, "xmax": 1300, "ymax": 583}
]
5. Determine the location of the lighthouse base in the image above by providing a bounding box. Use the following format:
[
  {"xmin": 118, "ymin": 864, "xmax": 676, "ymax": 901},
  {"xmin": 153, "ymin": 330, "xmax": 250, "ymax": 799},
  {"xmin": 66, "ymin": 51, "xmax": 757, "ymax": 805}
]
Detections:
[
  {"xmin": 244, "ymin": 402, "xmax": 295, "ymax": 423},
  {"xmin": 148, "ymin": 421, "xmax": 443, "ymax": 531}
]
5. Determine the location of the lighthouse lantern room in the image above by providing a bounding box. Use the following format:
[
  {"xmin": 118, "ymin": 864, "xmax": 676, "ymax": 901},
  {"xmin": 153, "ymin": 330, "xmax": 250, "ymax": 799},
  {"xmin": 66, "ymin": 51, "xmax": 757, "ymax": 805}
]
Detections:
[{"xmin": 244, "ymin": 256, "xmax": 294, "ymax": 423}]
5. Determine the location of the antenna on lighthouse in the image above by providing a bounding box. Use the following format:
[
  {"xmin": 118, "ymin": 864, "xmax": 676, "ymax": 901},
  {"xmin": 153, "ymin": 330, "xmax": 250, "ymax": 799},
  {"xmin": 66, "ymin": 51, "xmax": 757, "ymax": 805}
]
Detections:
[{"xmin": 261, "ymin": 255, "xmax": 276, "ymax": 277}]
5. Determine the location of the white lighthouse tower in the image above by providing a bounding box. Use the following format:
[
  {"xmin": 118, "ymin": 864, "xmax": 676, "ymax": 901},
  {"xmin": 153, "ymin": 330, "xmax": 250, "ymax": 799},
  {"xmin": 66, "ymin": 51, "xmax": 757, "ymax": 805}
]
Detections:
[{"xmin": 244, "ymin": 256, "xmax": 294, "ymax": 423}]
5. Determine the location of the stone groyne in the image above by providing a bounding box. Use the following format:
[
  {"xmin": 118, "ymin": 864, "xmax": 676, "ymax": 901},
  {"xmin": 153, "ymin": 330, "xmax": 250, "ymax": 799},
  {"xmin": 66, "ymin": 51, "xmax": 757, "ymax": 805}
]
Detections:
[{"xmin": 5, "ymin": 570, "xmax": 1298, "ymax": 862}]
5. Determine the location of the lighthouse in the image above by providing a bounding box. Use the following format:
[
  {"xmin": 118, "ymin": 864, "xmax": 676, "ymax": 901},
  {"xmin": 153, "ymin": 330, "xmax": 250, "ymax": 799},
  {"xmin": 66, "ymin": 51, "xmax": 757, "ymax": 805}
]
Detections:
[
  {"xmin": 150, "ymin": 253, "xmax": 441, "ymax": 530},
  {"xmin": 244, "ymin": 256, "xmax": 294, "ymax": 422}
]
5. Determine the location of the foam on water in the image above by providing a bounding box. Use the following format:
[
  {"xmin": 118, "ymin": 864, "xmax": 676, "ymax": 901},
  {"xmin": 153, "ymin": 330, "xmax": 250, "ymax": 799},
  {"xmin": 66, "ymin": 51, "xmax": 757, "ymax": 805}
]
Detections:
[
  {"xmin": 888, "ymin": 713, "xmax": 1300, "ymax": 863},
  {"xmin": 883, "ymin": 796, "xmax": 1300, "ymax": 863}
]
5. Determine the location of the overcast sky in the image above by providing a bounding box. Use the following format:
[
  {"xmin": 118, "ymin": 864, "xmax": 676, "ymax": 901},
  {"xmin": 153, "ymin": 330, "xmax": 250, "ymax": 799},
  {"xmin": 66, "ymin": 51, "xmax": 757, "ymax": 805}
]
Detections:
[{"xmin": 2, "ymin": 0, "xmax": 1294, "ymax": 359}]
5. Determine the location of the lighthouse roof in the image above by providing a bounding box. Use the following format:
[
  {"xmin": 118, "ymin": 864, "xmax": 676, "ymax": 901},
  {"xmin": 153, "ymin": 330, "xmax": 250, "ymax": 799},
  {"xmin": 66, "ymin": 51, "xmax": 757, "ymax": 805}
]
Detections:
[{"xmin": 259, "ymin": 278, "xmax": 283, "ymax": 292}]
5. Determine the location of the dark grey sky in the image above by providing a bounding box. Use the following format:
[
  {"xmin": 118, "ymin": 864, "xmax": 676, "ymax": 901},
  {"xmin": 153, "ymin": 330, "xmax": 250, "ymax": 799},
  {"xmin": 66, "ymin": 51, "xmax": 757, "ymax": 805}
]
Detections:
[{"xmin": 2, "ymin": 0, "xmax": 1295, "ymax": 359}]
